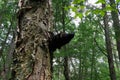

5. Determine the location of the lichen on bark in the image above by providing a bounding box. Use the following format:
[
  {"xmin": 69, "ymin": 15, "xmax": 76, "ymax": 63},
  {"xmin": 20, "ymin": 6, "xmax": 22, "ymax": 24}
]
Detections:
[{"xmin": 11, "ymin": 0, "xmax": 53, "ymax": 80}]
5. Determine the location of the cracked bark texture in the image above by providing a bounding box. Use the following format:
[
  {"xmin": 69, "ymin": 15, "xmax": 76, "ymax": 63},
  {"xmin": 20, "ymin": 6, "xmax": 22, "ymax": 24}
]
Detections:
[{"xmin": 11, "ymin": 0, "xmax": 53, "ymax": 80}]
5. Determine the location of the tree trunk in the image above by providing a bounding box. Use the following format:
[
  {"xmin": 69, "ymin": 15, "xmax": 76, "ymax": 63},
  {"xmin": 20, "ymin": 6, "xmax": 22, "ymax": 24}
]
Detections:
[
  {"xmin": 63, "ymin": 57, "xmax": 70, "ymax": 80},
  {"xmin": 11, "ymin": 0, "xmax": 53, "ymax": 80},
  {"xmin": 109, "ymin": 0, "xmax": 120, "ymax": 62},
  {"xmin": 90, "ymin": 45, "xmax": 95, "ymax": 80},
  {"xmin": 102, "ymin": 4, "xmax": 116, "ymax": 80},
  {"xmin": 61, "ymin": 1, "xmax": 70, "ymax": 80},
  {"xmin": 0, "ymin": 24, "xmax": 11, "ymax": 79}
]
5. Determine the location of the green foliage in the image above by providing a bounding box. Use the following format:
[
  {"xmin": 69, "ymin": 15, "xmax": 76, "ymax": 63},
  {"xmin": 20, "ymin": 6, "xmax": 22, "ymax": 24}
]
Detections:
[
  {"xmin": 0, "ymin": 0, "xmax": 17, "ymax": 79},
  {"xmin": 52, "ymin": 0, "xmax": 120, "ymax": 80}
]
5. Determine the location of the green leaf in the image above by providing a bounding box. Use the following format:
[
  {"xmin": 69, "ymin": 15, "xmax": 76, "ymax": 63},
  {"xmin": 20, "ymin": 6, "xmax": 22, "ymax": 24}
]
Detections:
[
  {"xmin": 95, "ymin": 0, "xmax": 106, "ymax": 4},
  {"xmin": 105, "ymin": 4, "xmax": 113, "ymax": 11},
  {"xmin": 76, "ymin": 13, "xmax": 83, "ymax": 18},
  {"xmin": 72, "ymin": 7, "xmax": 77, "ymax": 12},
  {"xmin": 92, "ymin": 9, "xmax": 105, "ymax": 16},
  {"xmin": 80, "ymin": 5, "xmax": 85, "ymax": 9},
  {"xmin": 85, "ymin": 10, "xmax": 90, "ymax": 15},
  {"xmin": 73, "ymin": 0, "xmax": 84, "ymax": 4}
]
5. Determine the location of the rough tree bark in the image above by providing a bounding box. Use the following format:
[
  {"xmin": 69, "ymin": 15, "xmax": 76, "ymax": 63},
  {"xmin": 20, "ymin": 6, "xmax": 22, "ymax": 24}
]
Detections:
[
  {"xmin": 11, "ymin": 0, "xmax": 53, "ymax": 80},
  {"xmin": 102, "ymin": 4, "xmax": 116, "ymax": 80}
]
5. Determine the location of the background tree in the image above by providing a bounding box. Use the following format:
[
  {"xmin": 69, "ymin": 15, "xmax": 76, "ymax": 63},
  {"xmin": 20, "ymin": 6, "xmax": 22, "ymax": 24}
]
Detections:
[
  {"xmin": 109, "ymin": 0, "xmax": 120, "ymax": 62},
  {"xmin": 0, "ymin": 0, "xmax": 17, "ymax": 79},
  {"xmin": 102, "ymin": 3, "xmax": 116, "ymax": 80}
]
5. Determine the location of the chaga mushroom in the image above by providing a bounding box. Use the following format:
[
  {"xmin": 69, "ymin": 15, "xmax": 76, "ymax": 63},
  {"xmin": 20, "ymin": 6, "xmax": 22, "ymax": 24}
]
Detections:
[{"xmin": 48, "ymin": 32, "xmax": 75, "ymax": 53}]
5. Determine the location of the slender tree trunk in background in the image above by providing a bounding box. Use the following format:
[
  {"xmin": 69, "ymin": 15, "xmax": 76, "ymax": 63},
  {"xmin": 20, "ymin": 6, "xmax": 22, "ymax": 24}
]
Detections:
[
  {"xmin": 78, "ymin": 55, "xmax": 83, "ymax": 80},
  {"xmin": 70, "ymin": 58, "xmax": 77, "ymax": 79},
  {"xmin": 102, "ymin": 4, "xmax": 116, "ymax": 80},
  {"xmin": 84, "ymin": 66, "xmax": 88, "ymax": 80},
  {"xmin": 0, "ymin": 25, "xmax": 11, "ymax": 79},
  {"xmin": 63, "ymin": 57, "xmax": 70, "ymax": 80},
  {"xmin": 11, "ymin": 0, "xmax": 53, "ymax": 80},
  {"xmin": 90, "ymin": 44, "xmax": 95, "ymax": 80},
  {"xmin": 6, "ymin": 36, "xmax": 14, "ymax": 80},
  {"xmin": 62, "ymin": 1, "xmax": 70, "ymax": 80},
  {"xmin": 109, "ymin": 0, "xmax": 120, "ymax": 62},
  {"xmin": 114, "ymin": 53, "xmax": 120, "ymax": 72}
]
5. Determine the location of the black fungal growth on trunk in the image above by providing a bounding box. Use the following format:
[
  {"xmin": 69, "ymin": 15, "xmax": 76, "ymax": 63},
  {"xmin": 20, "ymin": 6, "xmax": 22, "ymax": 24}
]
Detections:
[{"xmin": 48, "ymin": 32, "xmax": 75, "ymax": 53}]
